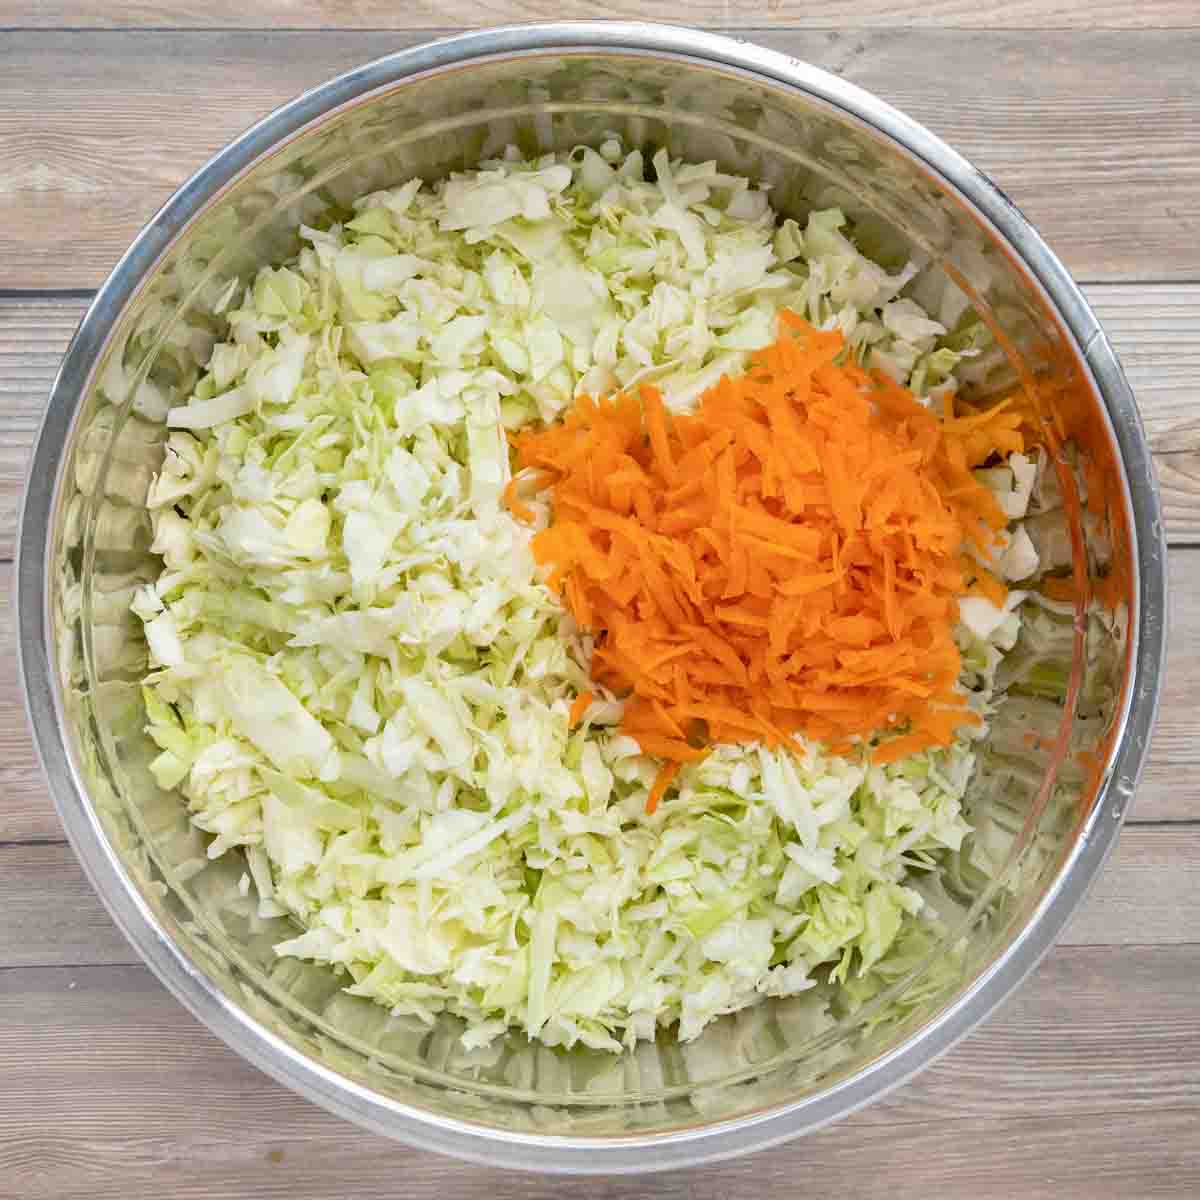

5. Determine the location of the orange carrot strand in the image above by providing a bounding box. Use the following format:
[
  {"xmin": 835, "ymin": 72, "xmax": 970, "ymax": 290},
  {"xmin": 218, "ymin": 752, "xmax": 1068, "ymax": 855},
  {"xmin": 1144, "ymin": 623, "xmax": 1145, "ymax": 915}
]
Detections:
[
  {"xmin": 513, "ymin": 309, "xmax": 1038, "ymax": 773},
  {"xmin": 568, "ymin": 690, "xmax": 595, "ymax": 729},
  {"xmin": 645, "ymin": 761, "xmax": 680, "ymax": 815}
]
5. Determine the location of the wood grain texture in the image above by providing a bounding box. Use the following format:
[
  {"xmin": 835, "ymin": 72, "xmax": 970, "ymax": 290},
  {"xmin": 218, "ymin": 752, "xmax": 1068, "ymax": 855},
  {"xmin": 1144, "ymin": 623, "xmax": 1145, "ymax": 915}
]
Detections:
[
  {"xmin": 1097, "ymin": 285, "xmax": 1200, "ymax": 456},
  {"xmin": 1, "ymin": 949, "xmax": 1197, "ymax": 1199},
  {"xmin": 1, "ymin": 547, "xmax": 1197, "ymax": 838},
  {"xmin": 1, "ymin": 6, "xmax": 1196, "ymax": 1196},
  {"xmin": 1061, "ymin": 825, "xmax": 1200, "ymax": 946},
  {"xmin": 4, "ymin": 286, "xmax": 1200, "ymax": 556},
  {"xmin": 1, "ymin": 357, "xmax": 1198, "ymax": 841},
  {"xmin": 4, "ymin": 1, "xmax": 1199, "ymax": 30},
  {"xmin": 0, "ymin": 567, "xmax": 52, "ymax": 844},
  {"xmin": 2, "ymin": 826, "xmax": 1194, "ymax": 971},
  {"xmin": 1144, "ymin": 551, "xmax": 1200, "ymax": 822},
  {"xmin": 0, "ymin": 298, "xmax": 63, "ymax": 559},
  {"xmin": 0, "ymin": 842, "xmax": 128, "ymax": 969},
  {"xmin": 1, "ymin": 30, "xmax": 1198, "ymax": 288}
]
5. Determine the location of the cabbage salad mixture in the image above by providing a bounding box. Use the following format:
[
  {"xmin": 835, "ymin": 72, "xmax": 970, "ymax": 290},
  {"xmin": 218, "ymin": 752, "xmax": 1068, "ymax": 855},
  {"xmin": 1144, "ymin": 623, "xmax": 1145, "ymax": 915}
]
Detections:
[{"xmin": 135, "ymin": 140, "xmax": 1046, "ymax": 1052}]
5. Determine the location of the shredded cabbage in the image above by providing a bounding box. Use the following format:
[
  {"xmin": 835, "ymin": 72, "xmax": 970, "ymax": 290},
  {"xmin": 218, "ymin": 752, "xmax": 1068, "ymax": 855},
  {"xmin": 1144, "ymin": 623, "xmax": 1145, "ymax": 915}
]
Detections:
[{"xmin": 138, "ymin": 141, "xmax": 1033, "ymax": 1052}]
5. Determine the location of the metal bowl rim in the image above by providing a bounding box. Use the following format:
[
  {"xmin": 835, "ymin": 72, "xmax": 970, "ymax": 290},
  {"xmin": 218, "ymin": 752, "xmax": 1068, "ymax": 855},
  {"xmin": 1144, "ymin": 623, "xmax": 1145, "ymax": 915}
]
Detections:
[{"xmin": 16, "ymin": 21, "xmax": 1168, "ymax": 1174}]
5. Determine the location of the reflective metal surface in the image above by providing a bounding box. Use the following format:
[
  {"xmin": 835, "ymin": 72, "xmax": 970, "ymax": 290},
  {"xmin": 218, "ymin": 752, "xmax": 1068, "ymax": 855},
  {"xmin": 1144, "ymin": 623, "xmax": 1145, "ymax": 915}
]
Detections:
[{"xmin": 17, "ymin": 23, "xmax": 1166, "ymax": 1173}]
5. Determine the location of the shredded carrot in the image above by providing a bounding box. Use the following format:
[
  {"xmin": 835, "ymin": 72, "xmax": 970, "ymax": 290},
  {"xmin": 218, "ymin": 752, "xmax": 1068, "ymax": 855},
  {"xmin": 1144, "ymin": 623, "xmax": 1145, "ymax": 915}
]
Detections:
[
  {"xmin": 1039, "ymin": 574, "xmax": 1077, "ymax": 603},
  {"xmin": 502, "ymin": 475, "xmax": 536, "ymax": 525},
  {"xmin": 568, "ymin": 690, "xmax": 595, "ymax": 729},
  {"xmin": 645, "ymin": 761, "xmax": 680, "ymax": 815},
  {"xmin": 966, "ymin": 566, "xmax": 1009, "ymax": 608},
  {"xmin": 510, "ymin": 311, "xmax": 1027, "ymax": 770}
]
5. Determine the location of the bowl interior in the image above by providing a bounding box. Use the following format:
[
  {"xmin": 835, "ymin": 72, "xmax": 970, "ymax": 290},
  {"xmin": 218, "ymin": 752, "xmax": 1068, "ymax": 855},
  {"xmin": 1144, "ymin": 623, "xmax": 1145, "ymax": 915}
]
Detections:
[{"xmin": 33, "ymin": 35, "xmax": 1143, "ymax": 1163}]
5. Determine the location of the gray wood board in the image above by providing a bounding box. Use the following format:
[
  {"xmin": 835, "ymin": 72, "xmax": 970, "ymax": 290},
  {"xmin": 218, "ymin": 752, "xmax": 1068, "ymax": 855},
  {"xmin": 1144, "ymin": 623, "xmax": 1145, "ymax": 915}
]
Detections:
[
  {"xmin": 1, "ymin": 949, "xmax": 1197, "ymax": 1198},
  {"xmin": 1, "ymin": 30, "xmax": 1197, "ymax": 287}
]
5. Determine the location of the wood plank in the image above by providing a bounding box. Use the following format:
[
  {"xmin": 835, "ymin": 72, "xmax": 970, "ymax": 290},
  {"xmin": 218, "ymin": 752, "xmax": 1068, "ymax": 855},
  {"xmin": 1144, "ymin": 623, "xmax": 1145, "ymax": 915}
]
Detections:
[
  {"xmin": 0, "ymin": 297, "xmax": 69, "ymax": 559},
  {"xmin": 1061, "ymin": 825, "xmax": 1200, "ymax": 947},
  {"xmin": 1073, "ymin": 285, "xmax": 1200, "ymax": 546},
  {"xmin": 2, "ymin": 283, "xmax": 1197, "ymax": 835},
  {"xmin": 0, "ymin": 563, "xmax": 57, "ymax": 845},
  {"xmin": 4, "ymin": 283, "xmax": 1200, "ymax": 560},
  {"xmin": 1092, "ymin": 284, "xmax": 1200, "ymax": 540},
  {"xmin": 0, "ymin": 841, "xmax": 128, "ymax": 969},
  {"xmin": 1, "ymin": 502, "xmax": 1198, "ymax": 843},
  {"xmin": 2, "ymin": 825, "xmax": 1194, "ymax": 970},
  {"xmin": 0, "ymin": 604, "xmax": 1195, "ymax": 838},
  {"xmin": 1140, "ymin": 550, "xmax": 1200, "ymax": 819},
  {"xmin": 4, "ymin": 1, "xmax": 1198, "ymax": 31},
  {"xmin": 0, "ymin": 949, "xmax": 1196, "ymax": 1198},
  {"xmin": 1, "ymin": 30, "xmax": 1197, "ymax": 288},
  {"xmin": 1090, "ymin": 285, "xmax": 1200, "ymax": 456}
]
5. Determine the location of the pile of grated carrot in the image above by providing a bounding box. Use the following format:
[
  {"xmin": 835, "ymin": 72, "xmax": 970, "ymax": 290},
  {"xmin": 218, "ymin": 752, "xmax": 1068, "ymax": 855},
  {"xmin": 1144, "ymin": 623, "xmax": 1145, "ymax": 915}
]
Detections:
[{"xmin": 507, "ymin": 310, "xmax": 1027, "ymax": 812}]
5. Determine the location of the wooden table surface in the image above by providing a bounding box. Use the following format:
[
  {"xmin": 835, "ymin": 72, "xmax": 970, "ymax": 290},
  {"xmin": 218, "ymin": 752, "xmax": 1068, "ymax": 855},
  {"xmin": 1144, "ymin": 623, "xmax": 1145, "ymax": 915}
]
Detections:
[{"xmin": 2, "ymin": 3, "xmax": 1198, "ymax": 1197}]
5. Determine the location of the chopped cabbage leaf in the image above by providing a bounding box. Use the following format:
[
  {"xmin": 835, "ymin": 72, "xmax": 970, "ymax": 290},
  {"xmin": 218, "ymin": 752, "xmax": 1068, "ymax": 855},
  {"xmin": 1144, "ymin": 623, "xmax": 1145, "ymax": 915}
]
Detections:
[{"xmin": 136, "ymin": 140, "xmax": 1033, "ymax": 1053}]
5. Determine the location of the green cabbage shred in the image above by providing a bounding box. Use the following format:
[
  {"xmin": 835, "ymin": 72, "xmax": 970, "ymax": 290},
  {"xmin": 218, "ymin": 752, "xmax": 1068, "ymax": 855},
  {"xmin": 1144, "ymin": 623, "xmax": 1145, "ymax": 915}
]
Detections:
[{"xmin": 135, "ymin": 141, "xmax": 1036, "ymax": 1052}]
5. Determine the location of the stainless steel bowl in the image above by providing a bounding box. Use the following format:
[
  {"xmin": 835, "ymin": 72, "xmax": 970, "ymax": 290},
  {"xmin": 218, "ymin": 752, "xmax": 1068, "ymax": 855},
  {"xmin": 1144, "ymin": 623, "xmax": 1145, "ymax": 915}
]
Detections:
[{"xmin": 18, "ymin": 23, "xmax": 1167, "ymax": 1173}]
